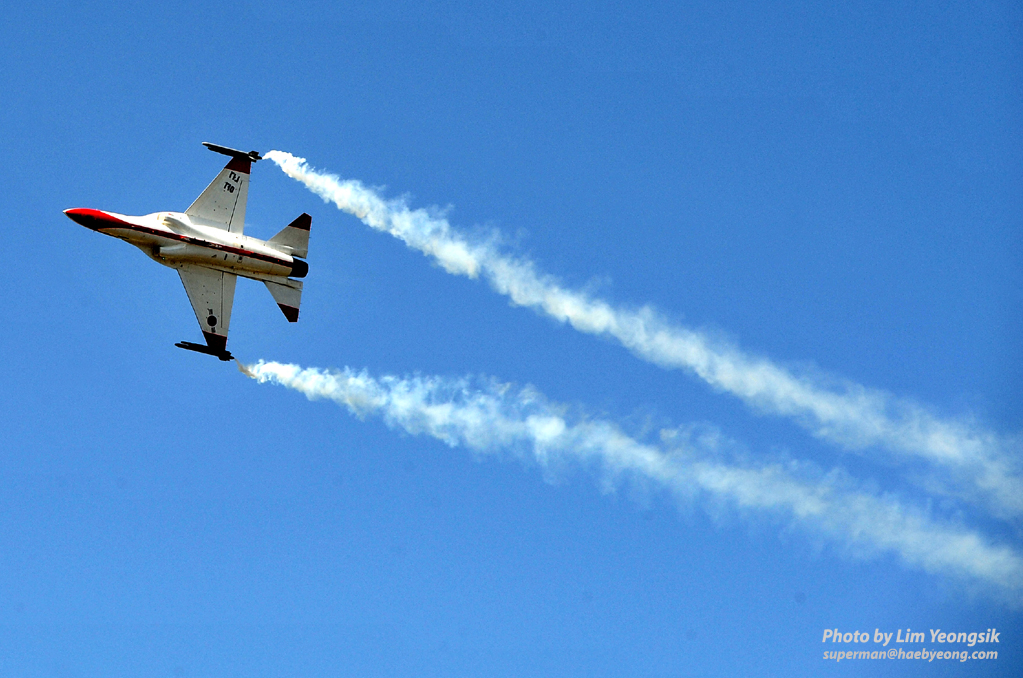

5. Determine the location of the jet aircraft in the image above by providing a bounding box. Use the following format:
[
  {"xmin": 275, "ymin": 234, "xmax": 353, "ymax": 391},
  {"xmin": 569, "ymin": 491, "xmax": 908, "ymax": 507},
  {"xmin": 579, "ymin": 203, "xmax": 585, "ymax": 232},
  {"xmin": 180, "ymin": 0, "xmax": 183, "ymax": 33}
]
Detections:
[{"xmin": 65, "ymin": 143, "xmax": 310, "ymax": 361}]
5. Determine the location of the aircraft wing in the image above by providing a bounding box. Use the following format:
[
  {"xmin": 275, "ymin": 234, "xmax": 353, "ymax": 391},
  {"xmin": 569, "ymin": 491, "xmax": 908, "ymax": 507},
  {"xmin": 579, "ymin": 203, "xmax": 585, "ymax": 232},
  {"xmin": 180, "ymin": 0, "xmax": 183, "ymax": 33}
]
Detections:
[
  {"xmin": 178, "ymin": 265, "xmax": 237, "ymax": 353},
  {"xmin": 184, "ymin": 156, "xmax": 253, "ymax": 233}
]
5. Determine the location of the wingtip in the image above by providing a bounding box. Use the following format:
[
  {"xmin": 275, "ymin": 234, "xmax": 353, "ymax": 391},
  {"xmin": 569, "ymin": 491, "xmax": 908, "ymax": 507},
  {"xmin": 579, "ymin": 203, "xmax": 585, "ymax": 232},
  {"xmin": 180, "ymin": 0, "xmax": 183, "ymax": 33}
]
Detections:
[
  {"xmin": 278, "ymin": 304, "xmax": 300, "ymax": 323},
  {"xmin": 287, "ymin": 213, "xmax": 312, "ymax": 231},
  {"xmin": 203, "ymin": 142, "xmax": 262, "ymax": 163},
  {"xmin": 202, "ymin": 331, "xmax": 229, "ymax": 352}
]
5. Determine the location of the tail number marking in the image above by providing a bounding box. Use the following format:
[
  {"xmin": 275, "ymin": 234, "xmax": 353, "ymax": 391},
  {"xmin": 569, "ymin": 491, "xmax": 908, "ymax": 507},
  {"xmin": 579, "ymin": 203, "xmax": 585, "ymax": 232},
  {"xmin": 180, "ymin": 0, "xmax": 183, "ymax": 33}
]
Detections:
[{"xmin": 223, "ymin": 171, "xmax": 241, "ymax": 193}]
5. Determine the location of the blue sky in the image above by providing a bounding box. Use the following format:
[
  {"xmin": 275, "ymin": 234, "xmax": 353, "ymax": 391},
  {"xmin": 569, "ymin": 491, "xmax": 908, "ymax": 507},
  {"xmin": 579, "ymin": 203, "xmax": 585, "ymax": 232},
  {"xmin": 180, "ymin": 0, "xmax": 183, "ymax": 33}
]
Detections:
[{"xmin": 1, "ymin": 1, "xmax": 1020, "ymax": 675}]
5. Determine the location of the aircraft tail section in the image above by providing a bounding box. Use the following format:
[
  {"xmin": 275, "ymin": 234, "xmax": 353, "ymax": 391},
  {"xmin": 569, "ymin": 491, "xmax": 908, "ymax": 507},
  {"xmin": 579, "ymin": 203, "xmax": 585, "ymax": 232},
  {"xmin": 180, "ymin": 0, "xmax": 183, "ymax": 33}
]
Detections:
[
  {"xmin": 267, "ymin": 213, "xmax": 311, "ymax": 259},
  {"xmin": 264, "ymin": 278, "xmax": 303, "ymax": 322}
]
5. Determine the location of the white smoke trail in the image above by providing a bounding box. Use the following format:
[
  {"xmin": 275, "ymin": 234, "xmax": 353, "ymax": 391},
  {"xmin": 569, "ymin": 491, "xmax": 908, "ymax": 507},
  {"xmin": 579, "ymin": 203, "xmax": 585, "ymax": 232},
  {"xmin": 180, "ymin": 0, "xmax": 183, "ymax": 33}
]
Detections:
[
  {"xmin": 243, "ymin": 359, "xmax": 1023, "ymax": 602},
  {"xmin": 264, "ymin": 150, "xmax": 1023, "ymax": 519}
]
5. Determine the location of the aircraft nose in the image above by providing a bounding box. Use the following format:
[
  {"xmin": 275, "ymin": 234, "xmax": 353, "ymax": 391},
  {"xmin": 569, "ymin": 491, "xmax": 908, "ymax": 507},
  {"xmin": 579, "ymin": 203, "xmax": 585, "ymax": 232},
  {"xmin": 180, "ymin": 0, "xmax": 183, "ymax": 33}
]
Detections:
[
  {"xmin": 64, "ymin": 208, "xmax": 121, "ymax": 230},
  {"xmin": 64, "ymin": 208, "xmax": 93, "ymax": 227}
]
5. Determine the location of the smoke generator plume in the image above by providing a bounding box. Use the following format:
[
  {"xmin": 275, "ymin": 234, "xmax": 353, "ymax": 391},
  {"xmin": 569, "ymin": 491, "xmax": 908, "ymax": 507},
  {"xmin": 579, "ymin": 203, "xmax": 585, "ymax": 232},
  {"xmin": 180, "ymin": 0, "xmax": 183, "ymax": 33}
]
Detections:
[
  {"xmin": 236, "ymin": 359, "xmax": 257, "ymax": 378},
  {"xmin": 243, "ymin": 359, "xmax": 1023, "ymax": 602},
  {"xmin": 263, "ymin": 151, "xmax": 1023, "ymax": 521}
]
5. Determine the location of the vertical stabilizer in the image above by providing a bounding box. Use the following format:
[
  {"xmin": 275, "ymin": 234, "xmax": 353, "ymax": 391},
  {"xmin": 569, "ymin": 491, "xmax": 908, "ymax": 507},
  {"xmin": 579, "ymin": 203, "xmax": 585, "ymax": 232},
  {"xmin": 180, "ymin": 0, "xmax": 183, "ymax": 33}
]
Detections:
[{"xmin": 267, "ymin": 213, "xmax": 311, "ymax": 259}]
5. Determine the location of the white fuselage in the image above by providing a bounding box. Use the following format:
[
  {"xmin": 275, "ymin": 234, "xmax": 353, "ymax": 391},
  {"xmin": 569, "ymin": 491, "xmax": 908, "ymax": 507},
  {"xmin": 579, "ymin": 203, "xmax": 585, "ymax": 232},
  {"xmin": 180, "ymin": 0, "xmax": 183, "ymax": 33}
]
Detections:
[{"xmin": 71, "ymin": 208, "xmax": 304, "ymax": 281}]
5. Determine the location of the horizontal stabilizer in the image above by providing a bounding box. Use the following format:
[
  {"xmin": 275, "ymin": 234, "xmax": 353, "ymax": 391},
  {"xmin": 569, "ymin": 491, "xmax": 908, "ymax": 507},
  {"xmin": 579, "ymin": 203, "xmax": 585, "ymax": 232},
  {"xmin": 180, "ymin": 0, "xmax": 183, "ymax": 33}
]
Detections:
[
  {"xmin": 264, "ymin": 278, "xmax": 303, "ymax": 322},
  {"xmin": 267, "ymin": 213, "xmax": 311, "ymax": 259}
]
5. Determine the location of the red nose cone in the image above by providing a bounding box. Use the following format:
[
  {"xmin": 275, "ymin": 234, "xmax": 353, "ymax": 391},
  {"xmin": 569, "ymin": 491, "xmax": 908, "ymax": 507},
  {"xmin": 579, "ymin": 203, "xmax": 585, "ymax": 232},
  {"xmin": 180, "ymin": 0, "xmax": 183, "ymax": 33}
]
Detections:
[
  {"xmin": 64, "ymin": 208, "xmax": 126, "ymax": 230},
  {"xmin": 64, "ymin": 208, "xmax": 90, "ymax": 226}
]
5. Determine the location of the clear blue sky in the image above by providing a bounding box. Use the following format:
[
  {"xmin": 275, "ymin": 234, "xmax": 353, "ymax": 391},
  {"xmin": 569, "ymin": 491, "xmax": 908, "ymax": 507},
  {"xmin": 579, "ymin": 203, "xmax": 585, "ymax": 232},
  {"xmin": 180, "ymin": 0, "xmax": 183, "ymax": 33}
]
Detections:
[{"xmin": 1, "ymin": 1, "xmax": 1020, "ymax": 675}]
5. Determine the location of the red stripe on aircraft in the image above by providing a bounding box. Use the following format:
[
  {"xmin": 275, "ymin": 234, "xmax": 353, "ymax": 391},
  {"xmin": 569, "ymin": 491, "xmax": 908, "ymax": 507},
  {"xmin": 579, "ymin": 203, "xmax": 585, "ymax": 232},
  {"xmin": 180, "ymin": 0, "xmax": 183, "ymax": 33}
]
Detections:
[
  {"xmin": 287, "ymin": 213, "xmax": 312, "ymax": 231},
  {"xmin": 278, "ymin": 304, "xmax": 300, "ymax": 322},
  {"xmin": 64, "ymin": 208, "xmax": 133, "ymax": 228},
  {"xmin": 202, "ymin": 331, "xmax": 228, "ymax": 351},
  {"xmin": 225, "ymin": 157, "xmax": 251, "ymax": 174}
]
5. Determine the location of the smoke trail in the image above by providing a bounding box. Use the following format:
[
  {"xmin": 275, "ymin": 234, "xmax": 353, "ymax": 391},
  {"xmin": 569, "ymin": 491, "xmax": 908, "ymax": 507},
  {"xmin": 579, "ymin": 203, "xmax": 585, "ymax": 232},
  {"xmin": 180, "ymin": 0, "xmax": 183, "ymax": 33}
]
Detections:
[
  {"xmin": 264, "ymin": 151, "xmax": 1023, "ymax": 520},
  {"xmin": 243, "ymin": 359, "xmax": 1023, "ymax": 602}
]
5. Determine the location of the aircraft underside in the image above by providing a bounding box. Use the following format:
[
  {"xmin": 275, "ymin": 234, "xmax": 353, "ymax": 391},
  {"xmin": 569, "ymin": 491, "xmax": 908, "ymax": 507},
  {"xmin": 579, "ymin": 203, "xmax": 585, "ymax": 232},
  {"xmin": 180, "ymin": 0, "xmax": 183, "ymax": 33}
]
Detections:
[{"xmin": 64, "ymin": 143, "xmax": 311, "ymax": 360}]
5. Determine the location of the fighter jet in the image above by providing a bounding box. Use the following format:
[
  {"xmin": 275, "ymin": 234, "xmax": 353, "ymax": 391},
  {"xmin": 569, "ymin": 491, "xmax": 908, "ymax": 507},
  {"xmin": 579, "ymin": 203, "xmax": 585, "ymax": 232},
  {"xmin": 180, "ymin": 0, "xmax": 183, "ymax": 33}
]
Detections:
[{"xmin": 65, "ymin": 143, "xmax": 310, "ymax": 361}]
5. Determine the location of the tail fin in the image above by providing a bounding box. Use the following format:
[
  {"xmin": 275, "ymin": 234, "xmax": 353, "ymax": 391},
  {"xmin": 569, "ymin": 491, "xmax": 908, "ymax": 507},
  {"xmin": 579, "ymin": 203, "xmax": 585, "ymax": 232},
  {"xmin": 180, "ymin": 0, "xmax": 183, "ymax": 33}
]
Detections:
[
  {"xmin": 264, "ymin": 278, "xmax": 303, "ymax": 322},
  {"xmin": 267, "ymin": 213, "xmax": 311, "ymax": 259}
]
